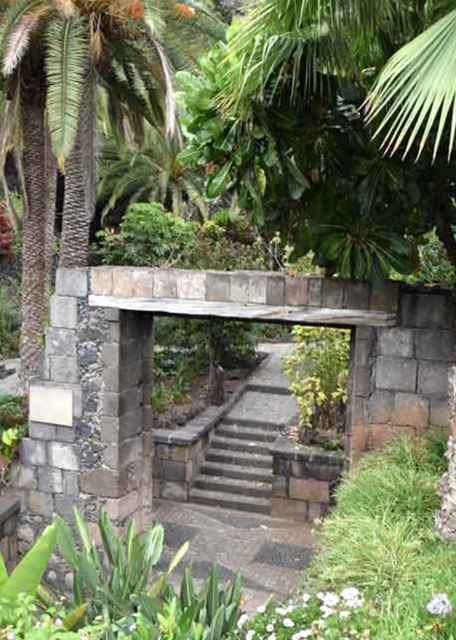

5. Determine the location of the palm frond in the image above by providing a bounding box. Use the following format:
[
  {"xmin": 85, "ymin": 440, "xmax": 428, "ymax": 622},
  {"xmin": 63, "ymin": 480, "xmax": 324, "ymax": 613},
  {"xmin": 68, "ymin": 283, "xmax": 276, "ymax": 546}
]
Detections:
[
  {"xmin": 0, "ymin": 0, "xmax": 47, "ymax": 56},
  {"xmin": 2, "ymin": 13, "xmax": 40, "ymax": 76},
  {"xmin": 152, "ymin": 38, "xmax": 177, "ymax": 139},
  {"xmin": 142, "ymin": 0, "xmax": 165, "ymax": 38},
  {"xmin": 45, "ymin": 15, "xmax": 89, "ymax": 166},
  {"xmin": 366, "ymin": 7, "xmax": 456, "ymax": 161}
]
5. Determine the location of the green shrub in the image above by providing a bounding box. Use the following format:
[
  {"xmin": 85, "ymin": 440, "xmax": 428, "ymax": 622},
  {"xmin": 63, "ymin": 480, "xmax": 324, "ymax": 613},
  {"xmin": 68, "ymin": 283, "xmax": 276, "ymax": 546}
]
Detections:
[
  {"xmin": 283, "ymin": 326, "xmax": 350, "ymax": 434},
  {"xmin": 96, "ymin": 203, "xmax": 197, "ymax": 267},
  {"xmin": 0, "ymin": 278, "xmax": 20, "ymax": 357},
  {"xmin": 0, "ymin": 393, "xmax": 27, "ymax": 460}
]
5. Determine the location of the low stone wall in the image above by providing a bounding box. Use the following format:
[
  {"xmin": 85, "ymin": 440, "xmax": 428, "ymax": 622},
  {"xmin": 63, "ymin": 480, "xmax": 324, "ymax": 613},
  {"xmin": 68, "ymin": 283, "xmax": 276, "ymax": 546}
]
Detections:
[
  {"xmin": 270, "ymin": 440, "xmax": 345, "ymax": 521},
  {"xmin": 0, "ymin": 497, "xmax": 20, "ymax": 570}
]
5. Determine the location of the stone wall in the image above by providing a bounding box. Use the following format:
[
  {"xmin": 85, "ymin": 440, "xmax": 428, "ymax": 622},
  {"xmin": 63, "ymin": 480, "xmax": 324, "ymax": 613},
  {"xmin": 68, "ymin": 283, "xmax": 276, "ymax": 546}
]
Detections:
[
  {"xmin": 0, "ymin": 497, "xmax": 20, "ymax": 571},
  {"xmin": 270, "ymin": 441, "xmax": 344, "ymax": 521},
  {"xmin": 13, "ymin": 267, "xmax": 456, "ymax": 539}
]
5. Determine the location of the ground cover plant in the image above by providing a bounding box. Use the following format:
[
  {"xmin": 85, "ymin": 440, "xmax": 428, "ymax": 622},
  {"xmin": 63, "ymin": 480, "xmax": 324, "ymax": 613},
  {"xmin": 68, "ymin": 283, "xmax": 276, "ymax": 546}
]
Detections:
[{"xmin": 0, "ymin": 393, "xmax": 27, "ymax": 467}]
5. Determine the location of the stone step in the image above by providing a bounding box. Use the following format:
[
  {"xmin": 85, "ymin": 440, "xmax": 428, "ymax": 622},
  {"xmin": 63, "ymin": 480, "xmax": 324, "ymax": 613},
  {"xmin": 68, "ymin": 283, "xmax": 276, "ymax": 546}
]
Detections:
[
  {"xmin": 205, "ymin": 448, "xmax": 272, "ymax": 468},
  {"xmin": 222, "ymin": 416, "xmax": 282, "ymax": 432},
  {"xmin": 193, "ymin": 474, "xmax": 272, "ymax": 497},
  {"xmin": 200, "ymin": 461, "xmax": 273, "ymax": 483},
  {"xmin": 211, "ymin": 435, "xmax": 271, "ymax": 456},
  {"xmin": 189, "ymin": 488, "xmax": 271, "ymax": 514},
  {"xmin": 217, "ymin": 422, "xmax": 278, "ymax": 443}
]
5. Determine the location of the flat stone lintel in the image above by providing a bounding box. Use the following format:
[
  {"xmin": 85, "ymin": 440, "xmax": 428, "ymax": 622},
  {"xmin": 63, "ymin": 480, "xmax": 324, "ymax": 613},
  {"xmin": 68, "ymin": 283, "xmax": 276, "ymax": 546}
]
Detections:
[{"xmin": 90, "ymin": 296, "xmax": 397, "ymax": 328}]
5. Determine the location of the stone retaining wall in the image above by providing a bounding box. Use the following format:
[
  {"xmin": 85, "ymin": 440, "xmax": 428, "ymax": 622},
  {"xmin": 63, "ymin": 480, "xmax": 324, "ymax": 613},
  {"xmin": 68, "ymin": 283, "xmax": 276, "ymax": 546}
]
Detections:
[
  {"xmin": 0, "ymin": 497, "xmax": 20, "ymax": 571},
  {"xmin": 270, "ymin": 440, "xmax": 344, "ymax": 521}
]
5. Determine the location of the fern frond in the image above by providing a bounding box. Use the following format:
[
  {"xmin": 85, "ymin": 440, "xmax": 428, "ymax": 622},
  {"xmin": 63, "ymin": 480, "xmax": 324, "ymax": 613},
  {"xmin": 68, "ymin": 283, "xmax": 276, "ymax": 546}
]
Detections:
[{"xmin": 2, "ymin": 13, "xmax": 40, "ymax": 76}]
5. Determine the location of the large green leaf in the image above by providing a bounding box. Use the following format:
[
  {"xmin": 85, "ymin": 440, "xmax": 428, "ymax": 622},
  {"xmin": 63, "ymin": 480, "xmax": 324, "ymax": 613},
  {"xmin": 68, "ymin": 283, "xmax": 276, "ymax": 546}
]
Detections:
[
  {"xmin": 206, "ymin": 161, "xmax": 233, "ymax": 198},
  {"xmin": 45, "ymin": 15, "xmax": 88, "ymax": 167},
  {"xmin": 0, "ymin": 523, "xmax": 57, "ymax": 601},
  {"xmin": 366, "ymin": 8, "xmax": 456, "ymax": 160}
]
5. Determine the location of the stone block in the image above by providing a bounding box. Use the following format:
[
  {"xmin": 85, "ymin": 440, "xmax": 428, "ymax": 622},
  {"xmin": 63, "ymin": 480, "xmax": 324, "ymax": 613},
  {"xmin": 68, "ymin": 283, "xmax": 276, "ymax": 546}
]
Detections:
[
  {"xmin": 353, "ymin": 367, "xmax": 371, "ymax": 397},
  {"xmin": 48, "ymin": 442, "xmax": 79, "ymax": 471},
  {"xmin": 106, "ymin": 491, "xmax": 139, "ymax": 521},
  {"xmin": 370, "ymin": 424, "xmax": 414, "ymax": 449},
  {"xmin": 270, "ymin": 497, "xmax": 308, "ymax": 521},
  {"xmin": 50, "ymin": 356, "xmax": 79, "ymax": 384},
  {"xmin": 153, "ymin": 270, "xmax": 177, "ymax": 298},
  {"xmin": 355, "ymin": 339, "xmax": 371, "ymax": 367},
  {"xmin": 28, "ymin": 491, "xmax": 54, "ymax": 517},
  {"xmin": 289, "ymin": 478, "xmax": 329, "ymax": 503},
  {"xmin": 308, "ymin": 502, "xmax": 326, "ymax": 522},
  {"xmin": 266, "ymin": 276, "xmax": 285, "ymax": 306},
  {"xmin": 50, "ymin": 296, "xmax": 78, "ymax": 329},
  {"xmin": 105, "ymin": 308, "xmax": 120, "ymax": 322},
  {"xmin": 105, "ymin": 437, "xmax": 142, "ymax": 469},
  {"xmin": 230, "ymin": 274, "xmax": 249, "ymax": 303},
  {"xmin": 377, "ymin": 328, "xmax": 414, "ymax": 358},
  {"xmin": 393, "ymin": 393, "xmax": 429, "ymax": 427},
  {"xmin": 368, "ymin": 392, "xmax": 394, "ymax": 424},
  {"xmin": 28, "ymin": 422, "xmax": 56, "ymax": 441},
  {"xmin": 63, "ymin": 471, "xmax": 79, "ymax": 496},
  {"xmin": 131, "ymin": 269, "xmax": 153, "ymax": 298},
  {"xmin": 113, "ymin": 268, "xmax": 134, "ymax": 297},
  {"xmin": 160, "ymin": 482, "xmax": 188, "ymax": 502},
  {"xmin": 14, "ymin": 465, "xmax": 36, "ymax": 490},
  {"xmin": 322, "ymin": 279, "xmax": 344, "ymax": 309},
  {"xmin": 38, "ymin": 468, "xmax": 63, "ymax": 494},
  {"xmin": 55, "ymin": 426, "xmax": 76, "ymax": 443},
  {"xmin": 103, "ymin": 392, "xmax": 120, "ymax": 417},
  {"xmin": 176, "ymin": 270, "xmax": 206, "ymax": 300},
  {"xmin": 21, "ymin": 438, "xmax": 47, "ymax": 467},
  {"xmin": 102, "ymin": 343, "xmax": 120, "ymax": 368},
  {"xmin": 54, "ymin": 495, "xmax": 76, "ymax": 521},
  {"xmin": 249, "ymin": 275, "xmax": 267, "ymax": 304},
  {"xmin": 285, "ymin": 277, "xmax": 308, "ymax": 306},
  {"xmin": 109, "ymin": 322, "xmax": 120, "ymax": 343},
  {"xmin": 273, "ymin": 476, "xmax": 288, "ymax": 498},
  {"xmin": 56, "ymin": 269, "xmax": 88, "ymax": 297},
  {"xmin": 401, "ymin": 292, "xmax": 455, "ymax": 328},
  {"xmin": 416, "ymin": 329, "xmax": 456, "ymax": 362},
  {"xmin": 206, "ymin": 272, "xmax": 230, "ymax": 302},
  {"xmin": 430, "ymin": 397, "xmax": 449, "ymax": 427},
  {"xmin": 418, "ymin": 361, "xmax": 449, "ymax": 396},
  {"xmin": 356, "ymin": 326, "xmax": 375, "ymax": 341},
  {"xmin": 348, "ymin": 426, "xmax": 369, "ymax": 461},
  {"xmin": 370, "ymin": 282, "xmax": 399, "ymax": 313},
  {"xmin": 345, "ymin": 282, "xmax": 370, "ymax": 310},
  {"xmin": 159, "ymin": 459, "xmax": 186, "ymax": 482},
  {"xmin": 308, "ymin": 278, "xmax": 322, "ymax": 307},
  {"xmin": 91, "ymin": 268, "xmax": 113, "ymax": 296},
  {"xmin": 46, "ymin": 328, "xmax": 77, "ymax": 357},
  {"xmin": 375, "ymin": 356, "xmax": 417, "ymax": 392},
  {"xmin": 80, "ymin": 468, "xmax": 128, "ymax": 498},
  {"xmin": 39, "ymin": 354, "xmax": 50, "ymax": 380}
]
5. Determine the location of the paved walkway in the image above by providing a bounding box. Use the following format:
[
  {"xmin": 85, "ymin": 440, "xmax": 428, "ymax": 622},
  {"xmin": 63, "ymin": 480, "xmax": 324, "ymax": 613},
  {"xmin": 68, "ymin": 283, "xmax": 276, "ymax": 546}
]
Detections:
[{"xmin": 153, "ymin": 500, "xmax": 316, "ymax": 612}]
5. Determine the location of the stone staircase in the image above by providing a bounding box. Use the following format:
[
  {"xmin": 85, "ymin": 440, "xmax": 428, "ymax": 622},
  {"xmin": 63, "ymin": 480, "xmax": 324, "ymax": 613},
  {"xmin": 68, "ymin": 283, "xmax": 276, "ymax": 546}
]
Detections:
[{"xmin": 189, "ymin": 349, "xmax": 299, "ymax": 514}]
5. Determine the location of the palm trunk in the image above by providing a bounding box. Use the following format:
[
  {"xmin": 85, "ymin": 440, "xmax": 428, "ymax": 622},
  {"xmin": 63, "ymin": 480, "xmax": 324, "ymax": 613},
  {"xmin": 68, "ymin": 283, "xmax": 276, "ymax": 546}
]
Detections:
[
  {"xmin": 436, "ymin": 365, "xmax": 456, "ymax": 539},
  {"xmin": 59, "ymin": 73, "xmax": 96, "ymax": 268},
  {"xmin": 19, "ymin": 79, "xmax": 47, "ymax": 381}
]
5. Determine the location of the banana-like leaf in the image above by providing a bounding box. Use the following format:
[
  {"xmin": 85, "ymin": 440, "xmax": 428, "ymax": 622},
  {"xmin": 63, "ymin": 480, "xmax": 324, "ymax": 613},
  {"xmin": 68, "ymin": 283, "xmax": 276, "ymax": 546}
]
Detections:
[
  {"xmin": 45, "ymin": 15, "xmax": 89, "ymax": 167},
  {"xmin": 209, "ymin": 605, "xmax": 225, "ymax": 640},
  {"xmin": 0, "ymin": 546, "xmax": 8, "ymax": 586},
  {"xmin": 98, "ymin": 508, "xmax": 121, "ymax": 567},
  {"xmin": 181, "ymin": 563, "xmax": 196, "ymax": 610},
  {"xmin": 143, "ymin": 525, "xmax": 164, "ymax": 567},
  {"xmin": 0, "ymin": 523, "xmax": 56, "ymax": 601},
  {"xmin": 366, "ymin": 7, "xmax": 456, "ymax": 160},
  {"xmin": 167, "ymin": 541, "xmax": 190, "ymax": 575},
  {"xmin": 56, "ymin": 515, "xmax": 78, "ymax": 566},
  {"xmin": 206, "ymin": 563, "xmax": 219, "ymax": 625},
  {"xmin": 206, "ymin": 161, "xmax": 233, "ymax": 199}
]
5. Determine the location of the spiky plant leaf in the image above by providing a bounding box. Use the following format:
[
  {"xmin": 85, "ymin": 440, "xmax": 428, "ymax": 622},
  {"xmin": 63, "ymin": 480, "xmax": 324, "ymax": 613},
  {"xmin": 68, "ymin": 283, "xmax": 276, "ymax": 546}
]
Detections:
[
  {"xmin": 366, "ymin": 7, "xmax": 456, "ymax": 160},
  {"xmin": 45, "ymin": 15, "xmax": 88, "ymax": 167},
  {"xmin": 2, "ymin": 13, "xmax": 40, "ymax": 76},
  {"xmin": 0, "ymin": 0, "xmax": 46, "ymax": 56}
]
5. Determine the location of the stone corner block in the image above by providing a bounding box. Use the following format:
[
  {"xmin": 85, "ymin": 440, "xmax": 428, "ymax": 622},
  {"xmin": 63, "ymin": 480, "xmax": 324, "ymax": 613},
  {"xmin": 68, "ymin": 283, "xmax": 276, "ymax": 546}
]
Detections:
[
  {"xmin": 56, "ymin": 269, "xmax": 88, "ymax": 298},
  {"xmin": 29, "ymin": 385, "xmax": 73, "ymax": 427},
  {"xmin": 375, "ymin": 356, "xmax": 417, "ymax": 393},
  {"xmin": 48, "ymin": 442, "xmax": 80, "ymax": 471},
  {"xmin": 91, "ymin": 267, "xmax": 113, "ymax": 296},
  {"xmin": 370, "ymin": 282, "xmax": 399, "ymax": 313},
  {"xmin": 322, "ymin": 279, "xmax": 345, "ymax": 309},
  {"xmin": 21, "ymin": 438, "xmax": 47, "ymax": 467},
  {"xmin": 50, "ymin": 296, "xmax": 78, "ymax": 329},
  {"xmin": 393, "ymin": 392, "xmax": 429, "ymax": 428}
]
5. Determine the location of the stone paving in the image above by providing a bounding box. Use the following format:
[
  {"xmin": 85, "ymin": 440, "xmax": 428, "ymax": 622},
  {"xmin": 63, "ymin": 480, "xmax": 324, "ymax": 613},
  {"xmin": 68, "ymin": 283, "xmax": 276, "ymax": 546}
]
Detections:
[{"xmin": 153, "ymin": 499, "xmax": 316, "ymax": 612}]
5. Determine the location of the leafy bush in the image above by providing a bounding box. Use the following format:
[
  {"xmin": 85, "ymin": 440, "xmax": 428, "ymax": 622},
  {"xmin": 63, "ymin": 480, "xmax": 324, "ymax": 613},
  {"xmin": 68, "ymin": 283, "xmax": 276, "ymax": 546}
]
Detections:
[
  {"xmin": 0, "ymin": 393, "xmax": 27, "ymax": 461},
  {"xmin": 0, "ymin": 278, "xmax": 20, "ymax": 357},
  {"xmin": 283, "ymin": 327, "xmax": 350, "ymax": 440},
  {"xmin": 96, "ymin": 203, "xmax": 197, "ymax": 267},
  {"xmin": 401, "ymin": 230, "xmax": 456, "ymax": 288}
]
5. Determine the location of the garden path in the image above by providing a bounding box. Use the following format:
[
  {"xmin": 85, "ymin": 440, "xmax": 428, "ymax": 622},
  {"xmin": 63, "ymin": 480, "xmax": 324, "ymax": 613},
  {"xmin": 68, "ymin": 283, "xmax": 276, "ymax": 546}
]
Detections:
[{"xmin": 153, "ymin": 499, "xmax": 316, "ymax": 613}]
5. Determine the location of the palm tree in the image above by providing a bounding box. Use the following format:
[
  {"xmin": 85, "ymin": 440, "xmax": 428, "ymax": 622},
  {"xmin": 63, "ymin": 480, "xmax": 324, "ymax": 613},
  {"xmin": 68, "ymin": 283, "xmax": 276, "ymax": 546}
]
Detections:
[
  {"xmin": 0, "ymin": 0, "xmax": 223, "ymax": 377},
  {"xmin": 98, "ymin": 126, "xmax": 207, "ymax": 222}
]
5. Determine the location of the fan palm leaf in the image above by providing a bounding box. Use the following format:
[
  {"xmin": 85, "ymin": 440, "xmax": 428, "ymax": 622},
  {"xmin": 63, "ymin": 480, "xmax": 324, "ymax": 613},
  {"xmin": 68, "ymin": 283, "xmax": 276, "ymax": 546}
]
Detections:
[
  {"xmin": 45, "ymin": 15, "xmax": 88, "ymax": 166},
  {"xmin": 366, "ymin": 7, "xmax": 456, "ymax": 161}
]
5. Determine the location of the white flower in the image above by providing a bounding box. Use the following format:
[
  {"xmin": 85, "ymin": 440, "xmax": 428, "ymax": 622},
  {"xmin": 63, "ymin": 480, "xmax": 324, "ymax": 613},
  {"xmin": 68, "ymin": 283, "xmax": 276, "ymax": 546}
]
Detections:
[
  {"xmin": 7, "ymin": 633, "xmax": 15, "ymax": 640},
  {"xmin": 300, "ymin": 632, "xmax": 313, "ymax": 639},
  {"xmin": 283, "ymin": 618, "xmax": 295, "ymax": 628},
  {"xmin": 322, "ymin": 593, "xmax": 340, "ymax": 608},
  {"xmin": 320, "ymin": 605, "xmax": 334, "ymax": 619},
  {"xmin": 54, "ymin": 619, "xmax": 63, "ymax": 628},
  {"xmin": 267, "ymin": 635, "xmax": 276, "ymax": 640},
  {"xmin": 275, "ymin": 607, "xmax": 288, "ymax": 616},
  {"xmin": 345, "ymin": 597, "xmax": 364, "ymax": 610},
  {"xmin": 341, "ymin": 587, "xmax": 360, "ymax": 601},
  {"xmin": 317, "ymin": 592, "xmax": 325, "ymax": 601},
  {"xmin": 287, "ymin": 604, "xmax": 295, "ymax": 613},
  {"xmin": 339, "ymin": 611, "xmax": 350, "ymax": 620},
  {"xmin": 237, "ymin": 614, "xmax": 249, "ymax": 630},
  {"xmin": 246, "ymin": 631, "xmax": 255, "ymax": 640},
  {"xmin": 302, "ymin": 594, "xmax": 311, "ymax": 604},
  {"xmin": 257, "ymin": 605, "xmax": 266, "ymax": 614},
  {"xmin": 266, "ymin": 623, "xmax": 275, "ymax": 632}
]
